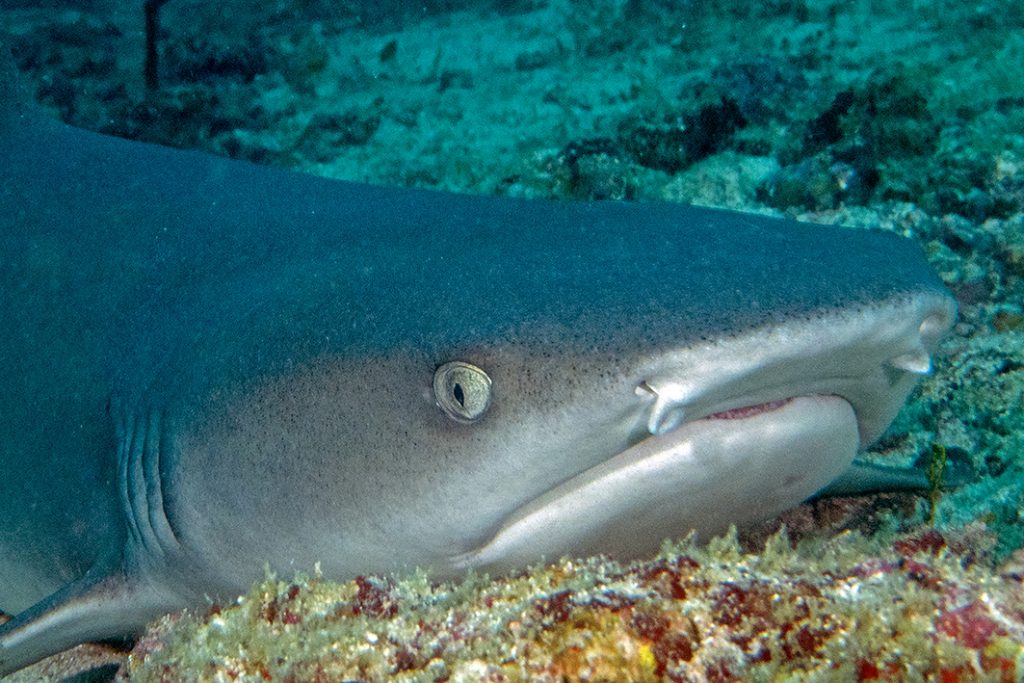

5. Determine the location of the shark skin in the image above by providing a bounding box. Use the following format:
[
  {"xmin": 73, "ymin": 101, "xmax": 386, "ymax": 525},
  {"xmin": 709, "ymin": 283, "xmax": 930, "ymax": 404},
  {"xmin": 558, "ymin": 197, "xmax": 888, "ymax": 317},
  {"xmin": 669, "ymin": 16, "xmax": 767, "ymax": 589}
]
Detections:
[{"xmin": 0, "ymin": 47, "xmax": 955, "ymax": 675}]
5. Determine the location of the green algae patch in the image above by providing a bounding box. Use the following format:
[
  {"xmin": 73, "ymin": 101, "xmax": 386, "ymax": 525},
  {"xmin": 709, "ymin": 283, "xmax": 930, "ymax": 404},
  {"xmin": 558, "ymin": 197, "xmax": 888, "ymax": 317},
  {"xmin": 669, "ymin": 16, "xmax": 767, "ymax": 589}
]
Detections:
[{"xmin": 123, "ymin": 526, "xmax": 1024, "ymax": 682}]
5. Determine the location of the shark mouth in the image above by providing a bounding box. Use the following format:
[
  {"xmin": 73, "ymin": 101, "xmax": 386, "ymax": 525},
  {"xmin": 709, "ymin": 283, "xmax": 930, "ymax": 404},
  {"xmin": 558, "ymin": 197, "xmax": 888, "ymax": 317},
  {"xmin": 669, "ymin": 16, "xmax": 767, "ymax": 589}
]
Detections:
[
  {"xmin": 452, "ymin": 393, "xmax": 858, "ymax": 574},
  {"xmin": 703, "ymin": 398, "xmax": 793, "ymax": 420},
  {"xmin": 637, "ymin": 381, "xmax": 800, "ymax": 437}
]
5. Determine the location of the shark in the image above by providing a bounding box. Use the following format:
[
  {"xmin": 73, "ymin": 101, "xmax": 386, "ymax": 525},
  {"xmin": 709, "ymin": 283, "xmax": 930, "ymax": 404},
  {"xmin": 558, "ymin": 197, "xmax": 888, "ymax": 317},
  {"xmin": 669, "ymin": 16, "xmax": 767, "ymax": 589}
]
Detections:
[{"xmin": 0, "ymin": 44, "xmax": 955, "ymax": 675}]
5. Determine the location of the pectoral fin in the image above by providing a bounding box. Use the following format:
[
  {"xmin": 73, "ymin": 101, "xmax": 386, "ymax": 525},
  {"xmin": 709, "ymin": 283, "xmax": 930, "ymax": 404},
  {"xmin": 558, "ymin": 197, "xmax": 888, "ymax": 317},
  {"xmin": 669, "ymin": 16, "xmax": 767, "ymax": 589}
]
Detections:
[{"xmin": 0, "ymin": 558, "xmax": 169, "ymax": 676}]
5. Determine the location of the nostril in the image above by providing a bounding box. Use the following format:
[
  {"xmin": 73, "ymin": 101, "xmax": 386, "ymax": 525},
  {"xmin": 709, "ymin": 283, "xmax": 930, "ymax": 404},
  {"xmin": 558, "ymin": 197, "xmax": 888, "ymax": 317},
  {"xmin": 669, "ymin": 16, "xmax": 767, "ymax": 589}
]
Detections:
[
  {"xmin": 886, "ymin": 348, "xmax": 931, "ymax": 375},
  {"xmin": 919, "ymin": 312, "xmax": 948, "ymax": 340},
  {"xmin": 917, "ymin": 297, "xmax": 957, "ymax": 345},
  {"xmin": 886, "ymin": 298, "xmax": 956, "ymax": 376}
]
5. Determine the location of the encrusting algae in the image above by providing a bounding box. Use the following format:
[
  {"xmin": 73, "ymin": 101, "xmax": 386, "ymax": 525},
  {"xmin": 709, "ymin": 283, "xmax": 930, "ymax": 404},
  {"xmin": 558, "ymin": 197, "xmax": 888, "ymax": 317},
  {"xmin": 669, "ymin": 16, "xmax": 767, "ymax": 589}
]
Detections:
[{"xmin": 119, "ymin": 525, "xmax": 1024, "ymax": 683}]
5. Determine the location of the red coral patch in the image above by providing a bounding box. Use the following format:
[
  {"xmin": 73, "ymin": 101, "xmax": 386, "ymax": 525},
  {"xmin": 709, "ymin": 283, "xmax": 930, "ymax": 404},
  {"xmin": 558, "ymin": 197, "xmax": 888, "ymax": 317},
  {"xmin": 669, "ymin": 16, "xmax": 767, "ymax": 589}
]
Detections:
[{"xmin": 936, "ymin": 601, "xmax": 1005, "ymax": 649}]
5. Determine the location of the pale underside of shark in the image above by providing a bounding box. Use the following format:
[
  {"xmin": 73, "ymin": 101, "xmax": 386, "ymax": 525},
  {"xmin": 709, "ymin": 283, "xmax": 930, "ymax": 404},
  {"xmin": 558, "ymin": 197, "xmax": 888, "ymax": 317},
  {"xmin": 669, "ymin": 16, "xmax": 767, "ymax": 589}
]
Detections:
[{"xmin": 0, "ymin": 45, "xmax": 955, "ymax": 675}]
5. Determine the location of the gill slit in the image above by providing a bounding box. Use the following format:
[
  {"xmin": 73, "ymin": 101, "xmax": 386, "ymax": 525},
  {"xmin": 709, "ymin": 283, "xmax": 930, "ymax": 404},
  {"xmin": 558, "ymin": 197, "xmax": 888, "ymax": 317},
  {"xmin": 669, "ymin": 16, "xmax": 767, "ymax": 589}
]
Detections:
[{"xmin": 116, "ymin": 405, "xmax": 181, "ymax": 561}]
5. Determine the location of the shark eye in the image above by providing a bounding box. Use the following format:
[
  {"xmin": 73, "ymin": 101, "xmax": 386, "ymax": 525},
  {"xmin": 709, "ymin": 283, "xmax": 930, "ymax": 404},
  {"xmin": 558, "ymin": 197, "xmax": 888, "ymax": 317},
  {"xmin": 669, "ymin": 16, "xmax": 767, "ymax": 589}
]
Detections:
[{"xmin": 433, "ymin": 361, "xmax": 492, "ymax": 423}]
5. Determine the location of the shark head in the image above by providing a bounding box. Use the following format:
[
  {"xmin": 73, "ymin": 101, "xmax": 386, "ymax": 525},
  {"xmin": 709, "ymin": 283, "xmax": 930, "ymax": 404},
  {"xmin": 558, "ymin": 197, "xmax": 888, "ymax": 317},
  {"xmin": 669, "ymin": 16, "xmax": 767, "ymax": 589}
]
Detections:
[
  {"xmin": 447, "ymin": 288, "xmax": 953, "ymax": 572},
  {"xmin": 125, "ymin": 191, "xmax": 956, "ymax": 593}
]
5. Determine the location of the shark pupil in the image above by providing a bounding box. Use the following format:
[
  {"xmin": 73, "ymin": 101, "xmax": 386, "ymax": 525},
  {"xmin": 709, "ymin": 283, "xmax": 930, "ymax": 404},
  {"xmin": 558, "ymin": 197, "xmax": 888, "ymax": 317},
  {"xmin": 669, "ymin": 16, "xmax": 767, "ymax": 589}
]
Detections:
[{"xmin": 453, "ymin": 383, "xmax": 465, "ymax": 406}]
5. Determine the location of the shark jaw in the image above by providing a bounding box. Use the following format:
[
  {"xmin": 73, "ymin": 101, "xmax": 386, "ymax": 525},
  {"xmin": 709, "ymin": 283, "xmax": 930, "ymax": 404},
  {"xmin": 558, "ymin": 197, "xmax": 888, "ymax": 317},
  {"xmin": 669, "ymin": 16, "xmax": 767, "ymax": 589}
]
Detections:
[
  {"xmin": 451, "ymin": 290, "xmax": 956, "ymax": 574},
  {"xmin": 451, "ymin": 394, "xmax": 857, "ymax": 572}
]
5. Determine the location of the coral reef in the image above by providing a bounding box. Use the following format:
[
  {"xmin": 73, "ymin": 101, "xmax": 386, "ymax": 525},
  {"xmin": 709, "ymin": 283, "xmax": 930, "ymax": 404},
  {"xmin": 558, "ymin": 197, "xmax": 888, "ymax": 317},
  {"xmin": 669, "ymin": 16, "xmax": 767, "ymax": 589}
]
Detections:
[{"xmin": 119, "ymin": 527, "xmax": 1024, "ymax": 682}]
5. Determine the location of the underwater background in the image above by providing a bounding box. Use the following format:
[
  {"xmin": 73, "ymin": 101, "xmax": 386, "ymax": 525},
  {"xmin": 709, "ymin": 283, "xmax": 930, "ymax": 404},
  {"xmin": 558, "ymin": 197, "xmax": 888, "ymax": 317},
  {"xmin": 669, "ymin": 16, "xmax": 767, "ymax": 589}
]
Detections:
[{"xmin": 1, "ymin": 0, "xmax": 1022, "ymax": 680}]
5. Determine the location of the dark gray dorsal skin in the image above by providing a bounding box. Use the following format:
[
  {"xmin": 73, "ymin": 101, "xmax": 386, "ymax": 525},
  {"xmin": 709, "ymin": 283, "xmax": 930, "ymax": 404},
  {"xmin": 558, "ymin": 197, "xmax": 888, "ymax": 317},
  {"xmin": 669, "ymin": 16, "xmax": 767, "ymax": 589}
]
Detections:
[{"xmin": 0, "ymin": 46, "xmax": 955, "ymax": 674}]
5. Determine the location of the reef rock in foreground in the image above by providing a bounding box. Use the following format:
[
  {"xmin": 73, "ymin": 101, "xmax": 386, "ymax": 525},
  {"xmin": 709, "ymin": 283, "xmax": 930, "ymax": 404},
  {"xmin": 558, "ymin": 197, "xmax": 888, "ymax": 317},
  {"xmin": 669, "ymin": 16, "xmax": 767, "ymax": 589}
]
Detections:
[{"xmin": 120, "ymin": 527, "xmax": 1024, "ymax": 682}]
